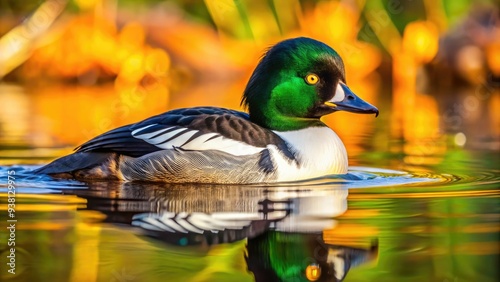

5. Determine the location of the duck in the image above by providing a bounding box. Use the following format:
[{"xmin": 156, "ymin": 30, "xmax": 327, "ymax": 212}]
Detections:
[{"xmin": 34, "ymin": 37, "xmax": 379, "ymax": 184}]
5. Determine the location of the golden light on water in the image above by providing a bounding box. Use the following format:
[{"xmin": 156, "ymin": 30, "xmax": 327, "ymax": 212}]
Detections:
[
  {"xmin": 392, "ymin": 20, "xmax": 448, "ymax": 163},
  {"xmin": 69, "ymin": 211, "xmax": 102, "ymax": 282},
  {"xmin": 323, "ymin": 223, "xmax": 378, "ymax": 249},
  {"xmin": 0, "ymin": 85, "xmax": 30, "ymax": 145},
  {"xmin": 305, "ymin": 264, "xmax": 321, "ymax": 281},
  {"xmin": 402, "ymin": 93, "xmax": 446, "ymax": 165}
]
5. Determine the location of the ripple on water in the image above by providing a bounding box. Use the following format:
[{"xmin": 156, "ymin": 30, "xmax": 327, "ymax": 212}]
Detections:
[
  {"xmin": 0, "ymin": 164, "xmax": 491, "ymax": 194},
  {"xmin": 0, "ymin": 165, "xmax": 87, "ymax": 193}
]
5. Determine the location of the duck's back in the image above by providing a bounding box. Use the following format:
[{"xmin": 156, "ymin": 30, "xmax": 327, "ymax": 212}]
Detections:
[{"xmin": 34, "ymin": 107, "xmax": 296, "ymax": 183}]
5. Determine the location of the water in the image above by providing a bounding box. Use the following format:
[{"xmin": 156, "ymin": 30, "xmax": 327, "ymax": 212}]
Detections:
[
  {"xmin": 1, "ymin": 160, "xmax": 498, "ymax": 282},
  {"xmin": 0, "ymin": 83, "xmax": 499, "ymax": 281}
]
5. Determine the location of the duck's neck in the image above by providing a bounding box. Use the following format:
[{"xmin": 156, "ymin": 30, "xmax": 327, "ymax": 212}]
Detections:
[{"xmin": 249, "ymin": 107, "xmax": 324, "ymax": 131}]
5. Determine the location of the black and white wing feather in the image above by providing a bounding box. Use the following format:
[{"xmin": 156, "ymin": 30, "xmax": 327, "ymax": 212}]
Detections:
[{"xmin": 76, "ymin": 107, "xmax": 295, "ymax": 159}]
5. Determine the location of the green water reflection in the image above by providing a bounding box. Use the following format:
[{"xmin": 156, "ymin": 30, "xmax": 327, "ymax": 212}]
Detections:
[{"xmin": 0, "ymin": 177, "xmax": 498, "ymax": 281}]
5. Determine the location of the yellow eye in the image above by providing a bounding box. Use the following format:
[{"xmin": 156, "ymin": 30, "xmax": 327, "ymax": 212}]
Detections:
[
  {"xmin": 305, "ymin": 73, "xmax": 319, "ymax": 85},
  {"xmin": 305, "ymin": 264, "xmax": 321, "ymax": 281}
]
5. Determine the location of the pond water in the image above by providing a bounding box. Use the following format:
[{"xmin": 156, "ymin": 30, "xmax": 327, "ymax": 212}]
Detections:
[{"xmin": 0, "ymin": 83, "xmax": 499, "ymax": 282}]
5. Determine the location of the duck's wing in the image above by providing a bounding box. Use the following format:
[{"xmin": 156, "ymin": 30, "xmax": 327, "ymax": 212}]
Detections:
[
  {"xmin": 74, "ymin": 124, "xmax": 161, "ymax": 158},
  {"xmin": 76, "ymin": 107, "xmax": 295, "ymax": 160}
]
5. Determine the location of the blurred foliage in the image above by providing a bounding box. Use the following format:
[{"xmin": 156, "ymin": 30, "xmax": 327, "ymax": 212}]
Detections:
[
  {"xmin": 0, "ymin": 0, "xmax": 498, "ymax": 152},
  {"xmin": 0, "ymin": 0, "xmax": 40, "ymax": 15},
  {"xmin": 1, "ymin": 0, "xmax": 495, "ymax": 32}
]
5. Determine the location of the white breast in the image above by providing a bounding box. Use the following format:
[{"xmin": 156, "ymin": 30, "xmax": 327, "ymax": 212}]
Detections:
[{"xmin": 270, "ymin": 127, "xmax": 348, "ymax": 182}]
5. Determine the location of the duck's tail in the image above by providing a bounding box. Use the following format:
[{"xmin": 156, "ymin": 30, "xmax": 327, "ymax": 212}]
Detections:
[{"xmin": 33, "ymin": 152, "xmax": 122, "ymax": 180}]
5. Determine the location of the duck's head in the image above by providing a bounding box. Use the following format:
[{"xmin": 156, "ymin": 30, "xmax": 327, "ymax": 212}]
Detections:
[{"xmin": 242, "ymin": 37, "xmax": 379, "ymax": 131}]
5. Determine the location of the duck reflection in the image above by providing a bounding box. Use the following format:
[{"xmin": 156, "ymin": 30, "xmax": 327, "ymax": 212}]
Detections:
[{"xmin": 65, "ymin": 182, "xmax": 378, "ymax": 282}]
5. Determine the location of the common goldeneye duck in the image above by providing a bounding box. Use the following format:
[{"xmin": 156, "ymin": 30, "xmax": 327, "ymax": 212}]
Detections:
[{"xmin": 34, "ymin": 37, "xmax": 379, "ymax": 183}]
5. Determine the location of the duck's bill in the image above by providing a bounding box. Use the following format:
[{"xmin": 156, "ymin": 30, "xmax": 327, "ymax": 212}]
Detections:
[{"xmin": 325, "ymin": 83, "xmax": 379, "ymax": 117}]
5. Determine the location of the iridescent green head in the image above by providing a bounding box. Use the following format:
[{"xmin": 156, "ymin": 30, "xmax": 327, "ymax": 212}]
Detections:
[{"xmin": 242, "ymin": 37, "xmax": 378, "ymax": 131}]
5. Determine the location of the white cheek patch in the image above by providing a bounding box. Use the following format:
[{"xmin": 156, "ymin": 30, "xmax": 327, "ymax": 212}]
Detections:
[{"xmin": 331, "ymin": 83, "xmax": 346, "ymax": 103}]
